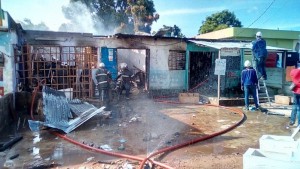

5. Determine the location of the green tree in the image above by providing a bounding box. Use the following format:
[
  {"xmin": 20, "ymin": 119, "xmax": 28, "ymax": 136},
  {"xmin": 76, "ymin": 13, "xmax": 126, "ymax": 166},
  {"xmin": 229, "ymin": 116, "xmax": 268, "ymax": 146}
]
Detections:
[
  {"xmin": 154, "ymin": 25, "xmax": 185, "ymax": 38},
  {"xmin": 20, "ymin": 18, "xmax": 49, "ymax": 31},
  {"xmin": 126, "ymin": 0, "xmax": 159, "ymax": 33},
  {"xmin": 68, "ymin": 0, "xmax": 159, "ymax": 34},
  {"xmin": 199, "ymin": 10, "xmax": 242, "ymax": 34},
  {"xmin": 172, "ymin": 25, "xmax": 185, "ymax": 38}
]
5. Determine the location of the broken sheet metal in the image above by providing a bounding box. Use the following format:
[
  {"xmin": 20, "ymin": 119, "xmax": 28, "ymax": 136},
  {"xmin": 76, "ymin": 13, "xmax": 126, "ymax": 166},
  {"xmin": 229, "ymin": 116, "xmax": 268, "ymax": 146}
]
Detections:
[
  {"xmin": 43, "ymin": 86, "xmax": 72, "ymax": 127},
  {"xmin": 41, "ymin": 86, "xmax": 104, "ymax": 133},
  {"xmin": 68, "ymin": 99, "xmax": 98, "ymax": 116}
]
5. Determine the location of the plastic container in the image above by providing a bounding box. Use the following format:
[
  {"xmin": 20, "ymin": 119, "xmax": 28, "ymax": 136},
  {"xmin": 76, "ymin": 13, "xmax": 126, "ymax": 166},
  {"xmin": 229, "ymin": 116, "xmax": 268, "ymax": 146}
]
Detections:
[{"xmin": 28, "ymin": 120, "xmax": 42, "ymax": 132}]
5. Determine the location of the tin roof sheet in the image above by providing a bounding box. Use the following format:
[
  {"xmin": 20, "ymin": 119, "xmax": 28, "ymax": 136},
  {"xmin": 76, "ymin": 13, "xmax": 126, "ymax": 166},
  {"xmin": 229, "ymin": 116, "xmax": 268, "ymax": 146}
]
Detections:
[{"xmin": 189, "ymin": 40, "xmax": 291, "ymax": 51}]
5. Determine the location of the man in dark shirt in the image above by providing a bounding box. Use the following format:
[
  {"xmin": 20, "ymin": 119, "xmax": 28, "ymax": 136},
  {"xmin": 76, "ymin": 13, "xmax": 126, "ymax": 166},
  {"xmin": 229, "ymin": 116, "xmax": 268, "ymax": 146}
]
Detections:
[
  {"xmin": 241, "ymin": 60, "xmax": 259, "ymax": 111},
  {"xmin": 252, "ymin": 31, "xmax": 268, "ymax": 80}
]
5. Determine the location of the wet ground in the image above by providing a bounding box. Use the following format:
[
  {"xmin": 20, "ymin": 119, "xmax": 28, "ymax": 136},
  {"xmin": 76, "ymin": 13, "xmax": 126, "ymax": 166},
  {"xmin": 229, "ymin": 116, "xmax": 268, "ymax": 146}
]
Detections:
[{"xmin": 0, "ymin": 92, "xmax": 294, "ymax": 169}]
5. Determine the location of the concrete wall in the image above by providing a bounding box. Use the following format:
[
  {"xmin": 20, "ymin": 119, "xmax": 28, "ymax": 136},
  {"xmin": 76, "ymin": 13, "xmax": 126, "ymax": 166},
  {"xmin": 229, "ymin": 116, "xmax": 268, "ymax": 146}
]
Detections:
[
  {"xmin": 0, "ymin": 93, "xmax": 13, "ymax": 132},
  {"xmin": 0, "ymin": 32, "xmax": 17, "ymax": 96},
  {"xmin": 0, "ymin": 11, "xmax": 18, "ymax": 97},
  {"xmin": 95, "ymin": 37, "xmax": 187, "ymax": 90},
  {"xmin": 148, "ymin": 46, "xmax": 185, "ymax": 90}
]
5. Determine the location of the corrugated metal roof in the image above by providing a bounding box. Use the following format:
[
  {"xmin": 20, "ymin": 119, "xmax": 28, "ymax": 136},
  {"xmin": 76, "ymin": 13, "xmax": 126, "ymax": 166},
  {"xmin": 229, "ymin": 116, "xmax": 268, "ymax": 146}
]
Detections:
[{"xmin": 189, "ymin": 40, "xmax": 291, "ymax": 51}]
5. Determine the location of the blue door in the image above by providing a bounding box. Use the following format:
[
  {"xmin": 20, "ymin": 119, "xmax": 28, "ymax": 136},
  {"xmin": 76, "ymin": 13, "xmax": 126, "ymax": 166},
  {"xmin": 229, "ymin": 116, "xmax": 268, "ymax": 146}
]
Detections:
[{"xmin": 100, "ymin": 47, "xmax": 118, "ymax": 80}]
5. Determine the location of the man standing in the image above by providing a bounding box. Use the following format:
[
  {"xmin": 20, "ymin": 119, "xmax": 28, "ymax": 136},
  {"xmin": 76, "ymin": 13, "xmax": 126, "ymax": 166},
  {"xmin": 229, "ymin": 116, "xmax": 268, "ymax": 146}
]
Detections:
[
  {"xmin": 241, "ymin": 60, "xmax": 259, "ymax": 111},
  {"xmin": 289, "ymin": 62, "xmax": 300, "ymax": 126},
  {"xmin": 252, "ymin": 31, "xmax": 268, "ymax": 80},
  {"xmin": 95, "ymin": 62, "xmax": 110, "ymax": 108}
]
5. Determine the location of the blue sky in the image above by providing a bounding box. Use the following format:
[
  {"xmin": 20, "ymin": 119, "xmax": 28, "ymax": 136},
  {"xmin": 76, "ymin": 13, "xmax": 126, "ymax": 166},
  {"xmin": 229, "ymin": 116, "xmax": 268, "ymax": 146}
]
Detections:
[{"xmin": 2, "ymin": 0, "xmax": 300, "ymax": 37}]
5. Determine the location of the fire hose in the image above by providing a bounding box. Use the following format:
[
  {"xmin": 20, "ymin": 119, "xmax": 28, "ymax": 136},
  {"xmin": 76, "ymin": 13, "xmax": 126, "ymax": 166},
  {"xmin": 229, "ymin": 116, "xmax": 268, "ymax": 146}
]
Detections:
[{"xmin": 30, "ymin": 79, "xmax": 246, "ymax": 169}]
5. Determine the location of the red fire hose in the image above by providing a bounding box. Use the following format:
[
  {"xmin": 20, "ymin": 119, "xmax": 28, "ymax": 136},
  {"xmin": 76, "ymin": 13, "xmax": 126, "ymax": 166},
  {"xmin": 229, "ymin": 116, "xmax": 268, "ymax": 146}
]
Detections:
[
  {"xmin": 30, "ymin": 80, "xmax": 245, "ymax": 169},
  {"xmin": 138, "ymin": 105, "xmax": 245, "ymax": 169}
]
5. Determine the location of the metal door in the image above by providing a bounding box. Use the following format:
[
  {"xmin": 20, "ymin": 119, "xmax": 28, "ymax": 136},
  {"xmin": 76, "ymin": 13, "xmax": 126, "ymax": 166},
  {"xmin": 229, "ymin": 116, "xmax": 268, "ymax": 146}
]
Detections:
[{"xmin": 100, "ymin": 47, "xmax": 118, "ymax": 80}]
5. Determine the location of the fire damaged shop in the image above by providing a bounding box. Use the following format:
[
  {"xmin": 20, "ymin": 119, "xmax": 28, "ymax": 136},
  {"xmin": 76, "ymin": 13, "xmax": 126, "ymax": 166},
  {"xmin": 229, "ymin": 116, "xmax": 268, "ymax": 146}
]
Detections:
[
  {"xmin": 14, "ymin": 31, "xmax": 188, "ymax": 99},
  {"xmin": 11, "ymin": 30, "xmax": 290, "ymax": 101}
]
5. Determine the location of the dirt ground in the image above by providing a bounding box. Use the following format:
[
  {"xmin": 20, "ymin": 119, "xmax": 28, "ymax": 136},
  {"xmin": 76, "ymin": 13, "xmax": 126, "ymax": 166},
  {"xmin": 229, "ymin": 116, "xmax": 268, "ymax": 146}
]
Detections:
[{"xmin": 0, "ymin": 91, "xmax": 294, "ymax": 169}]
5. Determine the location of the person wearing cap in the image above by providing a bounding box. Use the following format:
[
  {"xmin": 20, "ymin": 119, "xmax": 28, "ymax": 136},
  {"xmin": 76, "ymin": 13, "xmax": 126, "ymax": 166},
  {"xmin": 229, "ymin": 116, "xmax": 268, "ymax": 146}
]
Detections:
[
  {"xmin": 252, "ymin": 31, "xmax": 268, "ymax": 80},
  {"xmin": 289, "ymin": 62, "xmax": 300, "ymax": 126},
  {"xmin": 95, "ymin": 62, "xmax": 111, "ymax": 108},
  {"xmin": 241, "ymin": 60, "xmax": 259, "ymax": 111}
]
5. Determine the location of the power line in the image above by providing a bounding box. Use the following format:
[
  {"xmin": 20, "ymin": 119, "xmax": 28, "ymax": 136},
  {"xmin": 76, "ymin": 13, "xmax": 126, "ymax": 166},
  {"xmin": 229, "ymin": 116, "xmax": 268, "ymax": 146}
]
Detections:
[
  {"xmin": 247, "ymin": 0, "xmax": 276, "ymax": 28},
  {"xmin": 234, "ymin": 0, "xmax": 276, "ymax": 38},
  {"xmin": 262, "ymin": 0, "xmax": 288, "ymax": 25}
]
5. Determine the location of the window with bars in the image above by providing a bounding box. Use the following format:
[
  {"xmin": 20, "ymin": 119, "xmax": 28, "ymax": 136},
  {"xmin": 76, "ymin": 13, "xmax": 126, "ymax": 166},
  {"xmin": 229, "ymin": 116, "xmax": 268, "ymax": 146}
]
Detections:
[
  {"xmin": 168, "ymin": 50, "xmax": 186, "ymax": 70},
  {"xmin": 15, "ymin": 45, "xmax": 98, "ymax": 99}
]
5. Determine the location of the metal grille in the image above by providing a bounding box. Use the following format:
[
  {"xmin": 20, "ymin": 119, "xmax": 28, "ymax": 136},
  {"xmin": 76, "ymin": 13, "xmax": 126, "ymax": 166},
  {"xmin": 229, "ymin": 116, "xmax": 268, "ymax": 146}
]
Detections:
[
  {"xmin": 168, "ymin": 50, "xmax": 186, "ymax": 70},
  {"xmin": 15, "ymin": 45, "xmax": 98, "ymax": 99}
]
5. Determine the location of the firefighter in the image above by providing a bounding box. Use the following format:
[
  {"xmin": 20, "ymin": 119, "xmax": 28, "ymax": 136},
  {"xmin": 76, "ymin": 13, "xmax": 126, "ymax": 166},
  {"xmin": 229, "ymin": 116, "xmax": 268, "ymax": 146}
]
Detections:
[
  {"xmin": 95, "ymin": 62, "xmax": 110, "ymax": 108},
  {"xmin": 117, "ymin": 63, "xmax": 133, "ymax": 99}
]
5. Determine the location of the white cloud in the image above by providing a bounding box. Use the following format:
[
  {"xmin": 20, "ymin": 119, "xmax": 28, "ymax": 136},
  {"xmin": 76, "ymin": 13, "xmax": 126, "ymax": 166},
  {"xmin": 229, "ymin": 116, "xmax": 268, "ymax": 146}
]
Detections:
[
  {"xmin": 247, "ymin": 6, "xmax": 258, "ymax": 13},
  {"xmin": 159, "ymin": 7, "xmax": 226, "ymax": 16}
]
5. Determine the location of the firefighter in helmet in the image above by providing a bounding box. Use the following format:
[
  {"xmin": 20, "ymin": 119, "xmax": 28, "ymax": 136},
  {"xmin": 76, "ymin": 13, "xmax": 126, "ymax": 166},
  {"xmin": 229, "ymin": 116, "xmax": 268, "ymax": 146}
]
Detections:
[
  {"xmin": 116, "ymin": 63, "xmax": 133, "ymax": 99},
  {"xmin": 95, "ymin": 62, "xmax": 111, "ymax": 108}
]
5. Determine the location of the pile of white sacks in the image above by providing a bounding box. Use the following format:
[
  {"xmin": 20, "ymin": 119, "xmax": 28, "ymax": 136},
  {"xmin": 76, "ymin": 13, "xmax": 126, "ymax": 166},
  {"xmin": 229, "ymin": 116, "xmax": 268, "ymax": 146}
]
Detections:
[{"xmin": 243, "ymin": 126, "xmax": 300, "ymax": 169}]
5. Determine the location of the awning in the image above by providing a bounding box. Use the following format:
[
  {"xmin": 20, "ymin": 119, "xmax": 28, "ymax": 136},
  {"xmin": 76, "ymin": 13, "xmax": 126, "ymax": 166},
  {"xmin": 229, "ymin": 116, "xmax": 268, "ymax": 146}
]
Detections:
[{"xmin": 189, "ymin": 40, "xmax": 291, "ymax": 51}]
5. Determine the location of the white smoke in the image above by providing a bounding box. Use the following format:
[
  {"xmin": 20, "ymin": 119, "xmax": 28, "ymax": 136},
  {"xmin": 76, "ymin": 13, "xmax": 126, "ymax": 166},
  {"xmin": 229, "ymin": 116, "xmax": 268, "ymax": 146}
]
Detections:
[{"xmin": 59, "ymin": 1, "xmax": 113, "ymax": 35}]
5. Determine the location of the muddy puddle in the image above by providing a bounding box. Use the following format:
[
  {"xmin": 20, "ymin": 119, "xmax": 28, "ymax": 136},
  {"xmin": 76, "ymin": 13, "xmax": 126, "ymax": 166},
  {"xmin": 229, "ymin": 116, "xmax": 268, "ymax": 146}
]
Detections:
[{"xmin": 0, "ymin": 97, "xmax": 293, "ymax": 168}]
